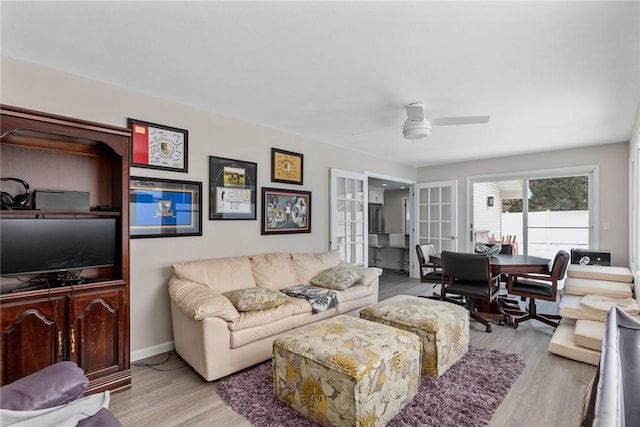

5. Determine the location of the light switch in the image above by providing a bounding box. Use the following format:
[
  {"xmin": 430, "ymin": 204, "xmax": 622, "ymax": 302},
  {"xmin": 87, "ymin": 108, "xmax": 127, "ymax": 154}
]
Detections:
[{"xmin": 602, "ymin": 222, "xmax": 610, "ymax": 231}]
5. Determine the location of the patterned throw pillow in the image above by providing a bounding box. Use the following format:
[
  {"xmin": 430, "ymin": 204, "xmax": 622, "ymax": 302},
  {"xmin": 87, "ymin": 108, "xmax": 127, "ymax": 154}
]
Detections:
[
  {"xmin": 223, "ymin": 288, "xmax": 288, "ymax": 312},
  {"xmin": 310, "ymin": 267, "xmax": 360, "ymax": 290}
]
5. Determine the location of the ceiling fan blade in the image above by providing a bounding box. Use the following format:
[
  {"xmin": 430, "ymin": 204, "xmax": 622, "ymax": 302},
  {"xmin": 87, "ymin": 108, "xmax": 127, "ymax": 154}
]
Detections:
[
  {"xmin": 406, "ymin": 103, "xmax": 425, "ymax": 121},
  {"xmin": 431, "ymin": 116, "xmax": 490, "ymax": 126}
]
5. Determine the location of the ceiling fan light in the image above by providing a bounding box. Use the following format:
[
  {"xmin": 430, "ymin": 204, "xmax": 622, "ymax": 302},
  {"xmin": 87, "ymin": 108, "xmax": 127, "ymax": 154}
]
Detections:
[{"xmin": 402, "ymin": 120, "xmax": 431, "ymax": 139}]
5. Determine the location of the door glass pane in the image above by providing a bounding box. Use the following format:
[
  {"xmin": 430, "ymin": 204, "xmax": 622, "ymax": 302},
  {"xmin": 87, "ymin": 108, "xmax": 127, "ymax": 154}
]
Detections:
[
  {"xmin": 441, "ymin": 222, "xmax": 451, "ymax": 238},
  {"xmin": 336, "ymin": 177, "xmax": 346, "ymax": 198},
  {"xmin": 441, "ymin": 187, "xmax": 451, "ymax": 203},
  {"xmin": 430, "ymin": 222, "xmax": 439, "ymax": 237},
  {"xmin": 429, "ymin": 187, "xmax": 439, "ymax": 202},
  {"xmin": 429, "ymin": 205, "xmax": 440, "ymax": 220},
  {"xmin": 527, "ymin": 176, "xmax": 589, "ymax": 259}
]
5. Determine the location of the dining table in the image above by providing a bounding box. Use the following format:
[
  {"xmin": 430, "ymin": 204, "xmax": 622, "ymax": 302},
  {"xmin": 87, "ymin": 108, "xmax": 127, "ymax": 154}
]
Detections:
[
  {"xmin": 431, "ymin": 252, "xmax": 552, "ymax": 328},
  {"xmin": 431, "ymin": 253, "xmax": 551, "ymax": 275},
  {"xmin": 489, "ymin": 254, "xmax": 550, "ymax": 275}
]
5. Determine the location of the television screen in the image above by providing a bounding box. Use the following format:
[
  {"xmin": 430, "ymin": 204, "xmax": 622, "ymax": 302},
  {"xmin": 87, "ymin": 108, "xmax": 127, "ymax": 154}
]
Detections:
[{"xmin": 1, "ymin": 218, "xmax": 116, "ymax": 276}]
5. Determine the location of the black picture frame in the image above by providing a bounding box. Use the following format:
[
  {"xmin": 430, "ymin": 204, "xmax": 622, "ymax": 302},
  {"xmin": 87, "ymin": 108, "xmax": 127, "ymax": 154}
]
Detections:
[
  {"xmin": 261, "ymin": 187, "xmax": 311, "ymax": 235},
  {"xmin": 271, "ymin": 148, "xmax": 303, "ymax": 185},
  {"xmin": 209, "ymin": 156, "xmax": 257, "ymax": 220},
  {"xmin": 130, "ymin": 176, "xmax": 202, "ymax": 238},
  {"xmin": 128, "ymin": 118, "xmax": 188, "ymax": 173}
]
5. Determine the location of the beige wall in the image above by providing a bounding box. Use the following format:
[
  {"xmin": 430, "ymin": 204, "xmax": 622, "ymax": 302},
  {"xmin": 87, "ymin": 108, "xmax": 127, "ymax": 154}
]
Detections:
[
  {"xmin": 417, "ymin": 142, "xmax": 630, "ymax": 266},
  {"xmin": 1, "ymin": 57, "xmax": 416, "ymax": 358}
]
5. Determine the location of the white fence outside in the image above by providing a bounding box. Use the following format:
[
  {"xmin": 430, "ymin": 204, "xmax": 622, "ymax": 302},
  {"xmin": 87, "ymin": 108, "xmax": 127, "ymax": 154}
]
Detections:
[{"xmin": 502, "ymin": 210, "xmax": 589, "ymax": 259}]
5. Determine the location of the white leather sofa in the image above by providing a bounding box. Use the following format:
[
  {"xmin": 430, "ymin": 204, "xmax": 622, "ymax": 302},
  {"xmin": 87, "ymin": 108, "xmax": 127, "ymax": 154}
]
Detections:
[{"xmin": 168, "ymin": 250, "xmax": 381, "ymax": 381}]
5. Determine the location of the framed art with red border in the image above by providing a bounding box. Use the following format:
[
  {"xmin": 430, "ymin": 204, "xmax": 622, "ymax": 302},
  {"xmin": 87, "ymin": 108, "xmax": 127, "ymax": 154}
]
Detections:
[{"xmin": 128, "ymin": 118, "xmax": 188, "ymax": 172}]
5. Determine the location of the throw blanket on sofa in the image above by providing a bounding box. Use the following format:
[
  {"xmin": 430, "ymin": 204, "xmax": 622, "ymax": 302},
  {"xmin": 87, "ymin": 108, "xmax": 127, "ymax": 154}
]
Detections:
[{"xmin": 282, "ymin": 285, "xmax": 340, "ymax": 313}]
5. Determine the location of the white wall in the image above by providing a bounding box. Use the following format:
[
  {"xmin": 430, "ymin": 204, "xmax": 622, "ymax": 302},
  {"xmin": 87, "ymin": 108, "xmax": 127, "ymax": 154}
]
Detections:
[
  {"xmin": 417, "ymin": 143, "xmax": 630, "ymax": 266},
  {"xmin": 1, "ymin": 57, "xmax": 417, "ymax": 358}
]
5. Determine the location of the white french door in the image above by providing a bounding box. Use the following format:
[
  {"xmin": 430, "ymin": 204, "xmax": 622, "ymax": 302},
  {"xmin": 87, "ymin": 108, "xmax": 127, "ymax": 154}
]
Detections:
[
  {"xmin": 413, "ymin": 180, "xmax": 458, "ymax": 272},
  {"xmin": 329, "ymin": 169, "xmax": 367, "ymax": 266}
]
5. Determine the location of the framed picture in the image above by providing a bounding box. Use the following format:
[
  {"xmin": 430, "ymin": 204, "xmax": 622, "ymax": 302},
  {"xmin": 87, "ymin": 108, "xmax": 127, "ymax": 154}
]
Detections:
[
  {"xmin": 130, "ymin": 177, "xmax": 202, "ymax": 238},
  {"xmin": 271, "ymin": 148, "xmax": 303, "ymax": 185},
  {"xmin": 209, "ymin": 156, "xmax": 257, "ymax": 220},
  {"xmin": 261, "ymin": 187, "xmax": 311, "ymax": 235},
  {"xmin": 128, "ymin": 118, "xmax": 188, "ymax": 172}
]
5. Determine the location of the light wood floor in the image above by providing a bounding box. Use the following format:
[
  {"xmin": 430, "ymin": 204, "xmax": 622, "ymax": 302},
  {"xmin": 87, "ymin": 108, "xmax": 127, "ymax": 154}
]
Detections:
[{"xmin": 110, "ymin": 270, "xmax": 596, "ymax": 426}]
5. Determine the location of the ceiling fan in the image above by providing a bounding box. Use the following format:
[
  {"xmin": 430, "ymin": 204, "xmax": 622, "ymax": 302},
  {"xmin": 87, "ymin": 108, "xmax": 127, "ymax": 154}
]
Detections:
[{"xmin": 402, "ymin": 102, "xmax": 490, "ymax": 140}]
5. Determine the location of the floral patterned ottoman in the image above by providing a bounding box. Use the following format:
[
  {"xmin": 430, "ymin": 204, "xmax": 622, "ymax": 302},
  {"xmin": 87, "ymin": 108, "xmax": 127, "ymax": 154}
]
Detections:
[
  {"xmin": 272, "ymin": 314, "xmax": 421, "ymax": 427},
  {"xmin": 360, "ymin": 295, "xmax": 469, "ymax": 379}
]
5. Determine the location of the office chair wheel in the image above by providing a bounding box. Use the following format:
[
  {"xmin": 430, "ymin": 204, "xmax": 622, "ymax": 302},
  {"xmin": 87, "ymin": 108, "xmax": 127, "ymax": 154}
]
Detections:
[
  {"xmin": 485, "ymin": 324, "xmax": 492, "ymax": 333},
  {"xmin": 511, "ymin": 322, "xmax": 519, "ymax": 329}
]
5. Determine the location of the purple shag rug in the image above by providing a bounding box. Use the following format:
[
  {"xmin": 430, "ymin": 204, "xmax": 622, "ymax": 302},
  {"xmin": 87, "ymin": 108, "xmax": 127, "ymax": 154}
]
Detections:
[{"xmin": 217, "ymin": 345, "xmax": 525, "ymax": 427}]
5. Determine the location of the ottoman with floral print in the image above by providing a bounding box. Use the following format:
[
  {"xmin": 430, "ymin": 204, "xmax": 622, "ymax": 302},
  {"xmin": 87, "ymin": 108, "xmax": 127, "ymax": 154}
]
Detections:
[
  {"xmin": 272, "ymin": 314, "xmax": 421, "ymax": 427},
  {"xmin": 360, "ymin": 295, "xmax": 469, "ymax": 379}
]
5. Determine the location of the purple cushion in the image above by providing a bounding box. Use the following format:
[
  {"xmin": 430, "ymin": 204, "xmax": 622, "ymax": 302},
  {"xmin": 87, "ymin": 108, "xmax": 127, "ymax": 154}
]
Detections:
[{"xmin": 0, "ymin": 361, "xmax": 88, "ymax": 410}]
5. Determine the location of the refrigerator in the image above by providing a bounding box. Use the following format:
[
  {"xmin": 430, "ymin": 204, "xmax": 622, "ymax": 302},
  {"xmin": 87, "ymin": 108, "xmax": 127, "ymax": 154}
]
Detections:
[{"xmin": 368, "ymin": 204, "xmax": 385, "ymax": 234}]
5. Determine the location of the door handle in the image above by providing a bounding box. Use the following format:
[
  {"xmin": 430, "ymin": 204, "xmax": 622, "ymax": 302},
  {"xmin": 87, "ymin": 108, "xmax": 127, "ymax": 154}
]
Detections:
[{"xmin": 450, "ymin": 236, "xmax": 456, "ymax": 240}]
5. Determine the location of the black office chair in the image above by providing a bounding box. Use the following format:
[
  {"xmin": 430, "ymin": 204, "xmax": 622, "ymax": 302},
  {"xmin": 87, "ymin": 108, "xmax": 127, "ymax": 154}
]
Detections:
[
  {"xmin": 441, "ymin": 250, "xmax": 503, "ymax": 332},
  {"xmin": 504, "ymin": 250, "xmax": 570, "ymax": 328}
]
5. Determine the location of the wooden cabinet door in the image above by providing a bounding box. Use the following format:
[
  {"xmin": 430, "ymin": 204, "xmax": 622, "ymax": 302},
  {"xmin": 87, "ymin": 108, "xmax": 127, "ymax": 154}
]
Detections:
[
  {"xmin": 0, "ymin": 296, "xmax": 66, "ymax": 385},
  {"xmin": 69, "ymin": 287, "xmax": 126, "ymax": 380}
]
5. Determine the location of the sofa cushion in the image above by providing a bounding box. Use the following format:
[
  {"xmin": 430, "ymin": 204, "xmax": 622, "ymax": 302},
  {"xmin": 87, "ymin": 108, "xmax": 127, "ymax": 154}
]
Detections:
[
  {"xmin": 172, "ymin": 256, "xmax": 256, "ymax": 293},
  {"xmin": 223, "ymin": 288, "xmax": 288, "ymax": 312},
  {"xmin": 169, "ymin": 277, "xmax": 239, "ymax": 321},
  {"xmin": 548, "ymin": 323, "xmax": 601, "ymax": 366},
  {"xmin": 0, "ymin": 361, "xmax": 88, "ymax": 410},
  {"xmin": 310, "ymin": 266, "xmax": 360, "ymax": 290},
  {"xmin": 291, "ymin": 250, "xmax": 341, "ymax": 284},
  {"xmin": 564, "ymin": 277, "xmax": 632, "ymax": 299},
  {"xmin": 559, "ymin": 294, "xmax": 640, "ymax": 322},
  {"xmin": 567, "ymin": 265, "xmax": 634, "ymax": 283},
  {"xmin": 580, "ymin": 294, "xmax": 640, "ymax": 315},
  {"xmin": 250, "ymin": 252, "xmax": 299, "ymax": 290},
  {"xmin": 574, "ymin": 319, "xmax": 605, "ymax": 351}
]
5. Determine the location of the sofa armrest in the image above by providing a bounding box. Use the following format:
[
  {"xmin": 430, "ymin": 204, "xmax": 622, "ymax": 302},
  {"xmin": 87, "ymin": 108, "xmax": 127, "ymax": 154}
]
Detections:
[
  {"xmin": 168, "ymin": 276, "xmax": 239, "ymax": 322},
  {"xmin": 0, "ymin": 361, "xmax": 88, "ymax": 411}
]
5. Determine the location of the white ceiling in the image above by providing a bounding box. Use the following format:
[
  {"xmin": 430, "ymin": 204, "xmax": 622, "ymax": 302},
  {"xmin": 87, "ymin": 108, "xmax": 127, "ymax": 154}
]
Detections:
[{"xmin": 1, "ymin": 1, "xmax": 639, "ymax": 168}]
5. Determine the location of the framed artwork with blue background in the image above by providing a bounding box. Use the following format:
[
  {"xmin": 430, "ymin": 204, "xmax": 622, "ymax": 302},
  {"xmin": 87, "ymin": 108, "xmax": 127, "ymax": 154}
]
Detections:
[{"xmin": 130, "ymin": 176, "xmax": 202, "ymax": 238}]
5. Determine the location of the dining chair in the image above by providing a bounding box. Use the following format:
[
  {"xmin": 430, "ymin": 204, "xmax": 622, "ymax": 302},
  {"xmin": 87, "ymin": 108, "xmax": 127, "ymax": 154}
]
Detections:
[
  {"xmin": 504, "ymin": 250, "xmax": 570, "ymax": 328},
  {"xmin": 415, "ymin": 244, "xmax": 443, "ymax": 284},
  {"xmin": 440, "ymin": 251, "xmax": 503, "ymax": 332}
]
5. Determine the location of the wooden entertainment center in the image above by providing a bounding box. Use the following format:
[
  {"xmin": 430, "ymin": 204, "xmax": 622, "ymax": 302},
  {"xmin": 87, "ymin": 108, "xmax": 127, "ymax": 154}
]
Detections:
[{"xmin": 0, "ymin": 105, "xmax": 131, "ymax": 393}]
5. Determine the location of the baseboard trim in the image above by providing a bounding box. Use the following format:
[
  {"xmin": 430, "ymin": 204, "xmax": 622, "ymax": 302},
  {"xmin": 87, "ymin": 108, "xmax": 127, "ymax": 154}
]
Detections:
[{"xmin": 131, "ymin": 341, "xmax": 175, "ymax": 362}]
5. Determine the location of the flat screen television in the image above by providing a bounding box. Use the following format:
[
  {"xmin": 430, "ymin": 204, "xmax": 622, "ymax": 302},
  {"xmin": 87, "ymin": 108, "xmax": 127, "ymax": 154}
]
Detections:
[{"xmin": 1, "ymin": 218, "xmax": 116, "ymax": 277}]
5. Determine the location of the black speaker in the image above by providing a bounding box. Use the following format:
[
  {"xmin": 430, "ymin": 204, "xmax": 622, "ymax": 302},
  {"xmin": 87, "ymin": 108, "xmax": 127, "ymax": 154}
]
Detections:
[
  {"xmin": 1, "ymin": 177, "xmax": 30, "ymax": 210},
  {"xmin": 570, "ymin": 249, "xmax": 611, "ymax": 266}
]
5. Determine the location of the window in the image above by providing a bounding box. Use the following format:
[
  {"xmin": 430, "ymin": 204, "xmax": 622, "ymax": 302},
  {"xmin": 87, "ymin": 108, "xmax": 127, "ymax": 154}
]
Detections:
[{"xmin": 469, "ymin": 166, "xmax": 598, "ymax": 258}]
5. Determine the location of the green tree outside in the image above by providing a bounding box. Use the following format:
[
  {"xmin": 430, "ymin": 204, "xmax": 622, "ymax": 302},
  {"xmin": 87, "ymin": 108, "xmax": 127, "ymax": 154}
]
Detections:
[{"xmin": 502, "ymin": 176, "xmax": 588, "ymax": 213}]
